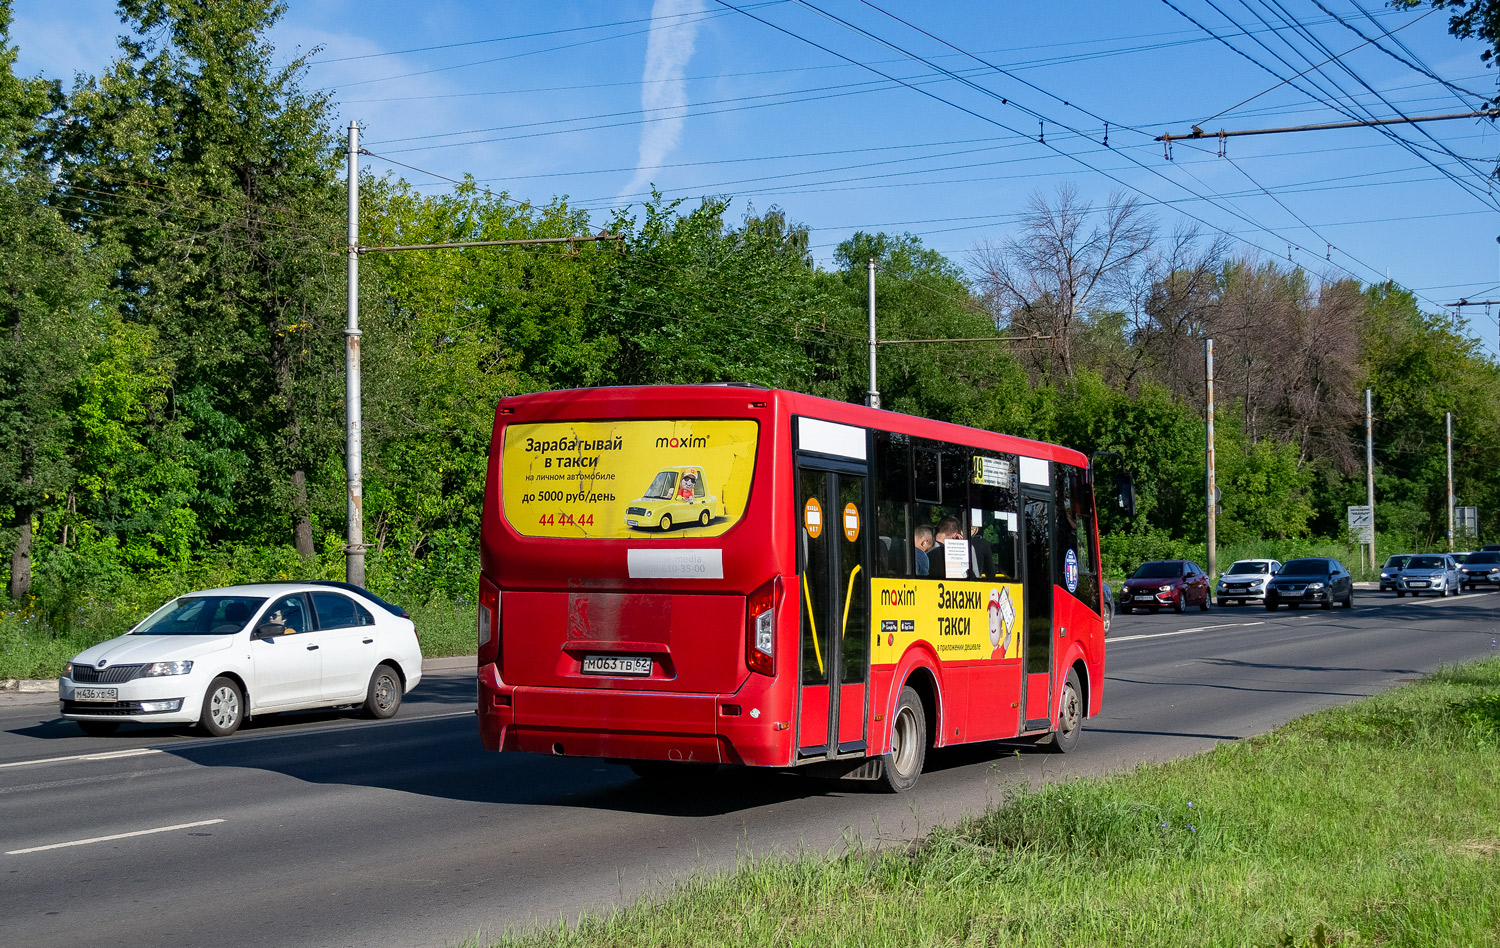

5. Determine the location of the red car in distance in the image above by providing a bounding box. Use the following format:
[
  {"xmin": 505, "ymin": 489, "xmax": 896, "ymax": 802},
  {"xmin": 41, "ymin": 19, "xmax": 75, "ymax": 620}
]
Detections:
[{"xmin": 1117, "ymin": 560, "xmax": 1212, "ymax": 614}]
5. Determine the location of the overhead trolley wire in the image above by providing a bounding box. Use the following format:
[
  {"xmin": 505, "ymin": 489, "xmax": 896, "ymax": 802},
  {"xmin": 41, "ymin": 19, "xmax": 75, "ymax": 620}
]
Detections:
[
  {"xmin": 1257, "ymin": 0, "xmax": 1496, "ymax": 198},
  {"xmin": 718, "ymin": 1, "xmax": 1398, "ymax": 293},
  {"xmin": 1170, "ymin": 0, "xmax": 1498, "ymax": 209}
]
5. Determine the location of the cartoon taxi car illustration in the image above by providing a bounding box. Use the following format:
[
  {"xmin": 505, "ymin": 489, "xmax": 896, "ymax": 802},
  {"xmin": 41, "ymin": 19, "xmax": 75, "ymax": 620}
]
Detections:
[{"xmin": 624, "ymin": 465, "xmax": 723, "ymax": 531}]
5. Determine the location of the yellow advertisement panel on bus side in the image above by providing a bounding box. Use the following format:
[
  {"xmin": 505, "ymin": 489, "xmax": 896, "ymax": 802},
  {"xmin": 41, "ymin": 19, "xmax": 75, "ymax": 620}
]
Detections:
[
  {"xmin": 870, "ymin": 578, "xmax": 1024, "ymax": 665},
  {"xmin": 501, "ymin": 420, "xmax": 759, "ymax": 539}
]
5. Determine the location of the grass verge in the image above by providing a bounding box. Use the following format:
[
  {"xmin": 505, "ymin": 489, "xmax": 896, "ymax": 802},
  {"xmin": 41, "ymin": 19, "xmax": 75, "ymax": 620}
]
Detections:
[{"xmin": 480, "ymin": 659, "xmax": 1500, "ymax": 948}]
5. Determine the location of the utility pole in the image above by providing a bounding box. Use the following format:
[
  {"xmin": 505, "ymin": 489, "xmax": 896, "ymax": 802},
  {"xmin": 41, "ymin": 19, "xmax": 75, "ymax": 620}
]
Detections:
[
  {"xmin": 1365, "ymin": 389, "xmax": 1376, "ymax": 568},
  {"xmin": 867, "ymin": 258, "xmax": 879, "ymax": 409},
  {"xmin": 1446, "ymin": 412, "xmax": 1455, "ymax": 552},
  {"xmin": 345, "ymin": 121, "xmax": 365, "ymax": 587},
  {"xmin": 1205, "ymin": 339, "xmax": 1217, "ymax": 581}
]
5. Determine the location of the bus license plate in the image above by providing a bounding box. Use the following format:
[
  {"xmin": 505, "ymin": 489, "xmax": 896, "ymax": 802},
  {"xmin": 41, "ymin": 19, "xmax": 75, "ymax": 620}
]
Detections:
[
  {"xmin": 74, "ymin": 688, "xmax": 117, "ymax": 702},
  {"xmin": 582, "ymin": 655, "xmax": 653, "ymax": 677}
]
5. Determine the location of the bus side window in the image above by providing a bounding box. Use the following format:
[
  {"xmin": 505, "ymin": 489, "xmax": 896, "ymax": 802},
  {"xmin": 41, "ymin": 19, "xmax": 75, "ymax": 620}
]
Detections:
[
  {"xmin": 913, "ymin": 448, "xmax": 940, "ymax": 505},
  {"xmin": 1055, "ymin": 467, "xmax": 1099, "ymax": 610},
  {"xmin": 972, "ymin": 457, "xmax": 1020, "ymax": 581},
  {"xmin": 874, "ymin": 431, "xmax": 913, "ymax": 577}
]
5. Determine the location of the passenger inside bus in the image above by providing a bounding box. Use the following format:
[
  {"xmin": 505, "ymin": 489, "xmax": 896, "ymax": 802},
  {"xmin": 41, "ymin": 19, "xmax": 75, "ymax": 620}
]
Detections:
[{"xmin": 913, "ymin": 524, "xmax": 935, "ymax": 576}]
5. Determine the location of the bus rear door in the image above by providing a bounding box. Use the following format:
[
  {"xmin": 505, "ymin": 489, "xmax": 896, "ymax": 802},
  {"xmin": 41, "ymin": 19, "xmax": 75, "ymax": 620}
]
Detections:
[{"xmin": 795, "ymin": 431, "xmax": 871, "ymax": 761}]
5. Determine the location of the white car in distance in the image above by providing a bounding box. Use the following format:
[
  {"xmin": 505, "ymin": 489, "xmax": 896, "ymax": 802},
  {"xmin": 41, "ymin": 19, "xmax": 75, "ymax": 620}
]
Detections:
[
  {"xmin": 60, "ymin": 582, "xmax": 423, "ymax": 737},
  {"xmin": 1215, "ymin": 558, "xmax": 1283, "ymax": 606}
]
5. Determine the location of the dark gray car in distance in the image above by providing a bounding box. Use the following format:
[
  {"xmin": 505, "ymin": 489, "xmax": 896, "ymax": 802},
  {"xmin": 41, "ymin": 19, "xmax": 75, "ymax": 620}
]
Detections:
[
  {"xmin": 1378, "ymin": 553, "xmax": 1412, "ymax": 592},
  {"xmin": 1266, "ymin": 557, "xmax": 1354, "ymax": 610}
]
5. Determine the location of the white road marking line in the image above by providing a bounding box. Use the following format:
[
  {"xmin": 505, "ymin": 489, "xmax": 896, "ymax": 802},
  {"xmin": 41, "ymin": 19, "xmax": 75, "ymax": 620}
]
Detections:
[
  {"xmin": 1110, "ymin": 621, "xmax": 1264, "ymax": 643},
  {"xmin": 6, "ymin": 818, "xmax": 225, "ymax": 855},
  {"xmin": 0, "ymin": 748, "xmax": 162, "ymax": 770},
  {"xmin": 1, "ymin": 708, "xmax": 473, "ymax": 772}
]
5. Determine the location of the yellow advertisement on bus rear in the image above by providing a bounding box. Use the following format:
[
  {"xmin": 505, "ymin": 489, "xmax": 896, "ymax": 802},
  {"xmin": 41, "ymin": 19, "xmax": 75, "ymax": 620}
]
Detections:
[
  {"xmin": 501, "ymin": 420, "xmax": 759, "ymax": 539},
  {"xmin": 870, "ymin": 578, "xmax": 1024, "ymax": 665}
]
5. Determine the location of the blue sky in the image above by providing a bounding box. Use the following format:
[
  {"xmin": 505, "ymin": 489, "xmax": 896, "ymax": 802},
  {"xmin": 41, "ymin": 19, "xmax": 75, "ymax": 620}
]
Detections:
[{"xmin": 12, "ymin": 1, "xmax": 1500, "ymax": 352}]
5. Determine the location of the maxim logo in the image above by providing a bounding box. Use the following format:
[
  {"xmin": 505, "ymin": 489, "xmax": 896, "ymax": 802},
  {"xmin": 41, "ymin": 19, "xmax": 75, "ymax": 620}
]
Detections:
[
  {"xmin": 881, "ymin": 586, "xmax": 917, "ymax": 607},
  {"xmin": 657, "ymin": 435, "xmax": 708, "ymax": 449}
]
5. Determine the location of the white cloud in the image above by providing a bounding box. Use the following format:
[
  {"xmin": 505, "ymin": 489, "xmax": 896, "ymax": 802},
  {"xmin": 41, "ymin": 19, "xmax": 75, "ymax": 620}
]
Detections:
[{"xmin": 619, "ymin": 0, "xmax": 706, "ymax": 201}]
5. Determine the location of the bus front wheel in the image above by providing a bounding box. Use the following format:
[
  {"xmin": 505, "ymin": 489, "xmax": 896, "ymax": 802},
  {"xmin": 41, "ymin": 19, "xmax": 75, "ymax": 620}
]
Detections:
[
  {"xmin": 1039, "ymin": 669, "xmax": 1083, "ymax": 754},
  {"xmin": 880, "ymin": 685, "xmax": 927, "ymax": 793}
]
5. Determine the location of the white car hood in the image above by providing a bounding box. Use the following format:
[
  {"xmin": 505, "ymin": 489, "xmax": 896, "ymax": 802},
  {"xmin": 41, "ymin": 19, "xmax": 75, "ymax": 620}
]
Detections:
[{"xmin": 72, "ymin": 635, "xmax": 235, "ymax": 668}]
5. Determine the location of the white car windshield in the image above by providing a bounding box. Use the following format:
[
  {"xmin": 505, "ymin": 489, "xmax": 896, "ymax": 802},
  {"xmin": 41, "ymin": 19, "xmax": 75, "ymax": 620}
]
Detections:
[
  {"xmin": 132, "ymin": 596, "xmax": 268, "ymax": 635},
  {"xmin": 1226, "ymin": 561, "xmax": 1269, "ymax": 574},
  {"xmin": 642, "ymin": 471, "xmax": 678, "ymax": 500}
]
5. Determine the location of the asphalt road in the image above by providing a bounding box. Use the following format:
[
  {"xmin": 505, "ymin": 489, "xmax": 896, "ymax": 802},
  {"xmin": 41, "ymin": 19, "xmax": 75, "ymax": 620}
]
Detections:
[{"xmin": 3, "ymin": 587, "xmax": 1497, "ymax": 948}]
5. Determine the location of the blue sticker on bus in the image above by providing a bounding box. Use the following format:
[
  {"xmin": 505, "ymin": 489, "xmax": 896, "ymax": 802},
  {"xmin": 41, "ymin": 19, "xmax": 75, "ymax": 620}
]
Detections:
[{"xmin": 1064, "ymin": 549, "xmax": 1079, "ymax": 593}]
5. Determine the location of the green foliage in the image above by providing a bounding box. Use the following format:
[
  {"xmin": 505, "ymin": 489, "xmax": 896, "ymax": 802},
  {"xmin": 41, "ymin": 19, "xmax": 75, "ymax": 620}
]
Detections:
[
  {"xmin": 471, "ymin": 659, "xmax": 1500, "ymax": 948},
  {"xmin": 5, "ymin": 1, "xmax": 1500, "ymax": 652}
]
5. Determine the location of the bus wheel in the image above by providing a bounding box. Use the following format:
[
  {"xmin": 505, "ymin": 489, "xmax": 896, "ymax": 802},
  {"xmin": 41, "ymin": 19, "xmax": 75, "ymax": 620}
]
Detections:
[
  {"xmin": 658, "ymin": 513, "xmax": 673, "ymax": 531},
  {"xmin": 1040, "ymin": 669, "xmax": 1083, "ymax": 754},
  {"xmin": 880, "ymin": 686, "xmax": 927, "ymax": 792}
]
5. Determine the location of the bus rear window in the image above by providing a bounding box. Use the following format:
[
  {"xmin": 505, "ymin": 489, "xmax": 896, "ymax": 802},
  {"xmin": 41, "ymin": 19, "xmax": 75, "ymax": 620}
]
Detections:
[{"xmin": 501, "ymin": 419, "xmax": 759, "ymax": 539}]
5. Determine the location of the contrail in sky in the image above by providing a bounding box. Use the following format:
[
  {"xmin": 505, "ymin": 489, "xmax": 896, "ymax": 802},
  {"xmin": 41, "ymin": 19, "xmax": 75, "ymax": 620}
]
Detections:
[{"xmin": 621, "ymin": 0, "xmax": 707, "ymax": 201}]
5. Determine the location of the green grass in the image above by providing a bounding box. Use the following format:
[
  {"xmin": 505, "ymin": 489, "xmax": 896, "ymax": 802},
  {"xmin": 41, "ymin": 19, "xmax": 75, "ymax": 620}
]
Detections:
[
  {"xmin": 477, "ymin": 659, "xmax": 1500, "ymax": 948},
  {"xmin": 0, "ymin": 598, "xmax": 478, "ymax": 680}
]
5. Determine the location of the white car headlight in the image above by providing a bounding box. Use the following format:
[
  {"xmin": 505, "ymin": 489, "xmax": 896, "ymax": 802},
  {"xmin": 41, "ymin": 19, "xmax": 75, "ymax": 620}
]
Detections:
[
  {"xmin": 140, "ymin": 660, "xmax": 194, "ymax": 677},
  {"xmin": 1380, "ymin": 572, "xmax": 1390, "ymax": 578},
  {"xmin": 61, "ymin": 662, "xmax": 75, "ymax": 679},
  {"xmin": 1157, "ymin": 585, "xmax": 1173, "ymax": 592}
]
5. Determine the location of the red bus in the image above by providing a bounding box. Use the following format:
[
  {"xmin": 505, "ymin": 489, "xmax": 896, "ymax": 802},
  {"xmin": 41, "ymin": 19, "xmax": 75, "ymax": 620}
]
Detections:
[{"xmin": 477, "ymin": 385, "xmax": 1105, "ymax": 790}]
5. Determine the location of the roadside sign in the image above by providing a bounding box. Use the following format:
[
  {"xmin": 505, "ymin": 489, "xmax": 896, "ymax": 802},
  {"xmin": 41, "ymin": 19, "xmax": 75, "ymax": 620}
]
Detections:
[
  {"xmin": 1347, "ymin": 505, "xmax": 1374, "ymax": 543},
  {"xmin": 1458, "ymin": 506, "xmax": 1479, "ymax": 539}
]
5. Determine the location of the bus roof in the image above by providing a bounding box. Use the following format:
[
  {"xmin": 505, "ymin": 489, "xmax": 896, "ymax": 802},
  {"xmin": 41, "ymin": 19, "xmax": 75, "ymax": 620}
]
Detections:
[{"xmin": 494, "ymin": 385, "xmax": 1090, "ymax": 469}]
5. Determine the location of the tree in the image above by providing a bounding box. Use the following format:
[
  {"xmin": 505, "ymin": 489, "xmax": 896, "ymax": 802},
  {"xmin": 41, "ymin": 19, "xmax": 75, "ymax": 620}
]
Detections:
[
  {"xmin": 598, "ymin": 196, "xmax": 829, "ymax": 389},
  {"xmin": 54, "ymin": 0, "xmax": 347, "ymax": 561},
  {"xmin": 0, "ymin": 3, "xmax": 121, "ymax": 599},
  {"xmin": 973, "ymin": 185, "xmax": 1154, "ymax": 381}
]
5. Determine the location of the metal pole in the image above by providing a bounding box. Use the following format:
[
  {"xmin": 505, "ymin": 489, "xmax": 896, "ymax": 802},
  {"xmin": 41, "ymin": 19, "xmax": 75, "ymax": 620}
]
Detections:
[
  {"xmin": 1205, "ymin": 339, "xmax": 1216, "ymax": 582},
  {"xmin": 1365, "ymin": 389, "xmax": 1375, "ymax": 568},
  {"xmin": 345, "ymin": 122, "xmax": 365, "ymax": 587},
  {"xmin": 867, "ymin": 258, "xmax": 879, "ymax": 409},
  {"xmin": 1446, "ymin": 412, "xmax": 1454, "ymax": 552}
]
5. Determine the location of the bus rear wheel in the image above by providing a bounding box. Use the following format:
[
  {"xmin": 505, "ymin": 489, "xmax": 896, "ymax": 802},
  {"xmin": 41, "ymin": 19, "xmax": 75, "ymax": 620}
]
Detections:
[{"xmin": 880, "ymin": 685, "xmax": 927, "ymax": 792}]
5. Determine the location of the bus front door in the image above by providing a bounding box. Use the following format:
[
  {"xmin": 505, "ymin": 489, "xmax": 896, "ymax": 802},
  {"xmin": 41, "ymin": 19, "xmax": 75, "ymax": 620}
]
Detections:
[{"xmin": 796, "ymin": 466, "xmax": 870, "ymax": 760}]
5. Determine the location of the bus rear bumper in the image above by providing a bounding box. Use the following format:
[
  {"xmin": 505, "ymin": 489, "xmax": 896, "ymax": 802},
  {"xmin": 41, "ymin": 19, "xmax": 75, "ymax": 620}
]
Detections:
[{"xmin": 477, "ymin": 663, "xmax": 792, "ymax": 766}]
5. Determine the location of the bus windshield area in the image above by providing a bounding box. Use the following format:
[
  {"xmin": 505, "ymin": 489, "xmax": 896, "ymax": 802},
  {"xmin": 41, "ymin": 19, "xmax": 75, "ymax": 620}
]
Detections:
[{"xmin": 642, "ymin": 471, "xmax": 678, "ymax": 500}]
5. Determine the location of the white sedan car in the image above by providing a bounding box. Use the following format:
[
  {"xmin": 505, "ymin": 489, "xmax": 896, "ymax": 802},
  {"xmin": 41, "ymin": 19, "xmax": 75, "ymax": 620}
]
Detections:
[
  {"xmin": 1215, "ymin": 558, "xmax": 1282, "ymax": 606},
  {"xmin": 60, "ymin": 582, "xmax": 423, "ymax": 736}
]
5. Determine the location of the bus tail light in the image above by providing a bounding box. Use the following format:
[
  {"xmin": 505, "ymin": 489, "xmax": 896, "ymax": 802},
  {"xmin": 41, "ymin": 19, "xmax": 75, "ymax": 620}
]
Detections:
[
  {"xmin": 746, "ymin": 576, "xmax": 781, "ymax": 676},
  {"xmin": 478, "ymin": 575, "xmax": 500, "ymax": 669}
]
